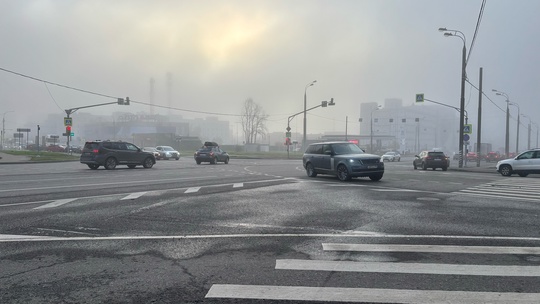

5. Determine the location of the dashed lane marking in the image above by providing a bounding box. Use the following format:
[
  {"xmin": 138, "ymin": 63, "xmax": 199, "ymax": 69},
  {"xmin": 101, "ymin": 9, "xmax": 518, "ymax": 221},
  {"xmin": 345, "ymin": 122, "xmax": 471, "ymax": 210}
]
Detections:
[
  {"xmin": 120, "ymin": 192, "xmax": 147, "ymax": 200},
  {"xmin": 185, "ymin": 187, "xmax": 201, "ymax": 193},
  {"xmin": 322, "ymin": 243, "xmax": 540, "ymax": 254},
  {"xmin": 233, "ymin": 183, "xmax": 243, "ymax": 188},
  {"xmin": 33, "ymin": 198, "xmax": 77, "ymax": 210}
]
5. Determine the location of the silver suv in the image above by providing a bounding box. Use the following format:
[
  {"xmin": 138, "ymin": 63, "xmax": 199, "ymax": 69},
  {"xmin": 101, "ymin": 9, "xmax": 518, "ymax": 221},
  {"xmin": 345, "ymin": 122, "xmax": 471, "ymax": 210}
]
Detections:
[
  {"xmin": 496, "ymin": 148, "xmax": 540, "ymax": 177},
  {"xmin": 302, "ymin": 141, "xmax": 384, "ymax": 181}
]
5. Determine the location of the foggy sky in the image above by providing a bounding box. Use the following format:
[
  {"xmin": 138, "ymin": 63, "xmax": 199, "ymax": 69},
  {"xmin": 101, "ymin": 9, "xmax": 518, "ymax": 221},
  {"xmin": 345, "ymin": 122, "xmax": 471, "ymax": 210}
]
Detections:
[{"xmin": 1, "ymin": 0, "xmax": 539, "ymax": 150}]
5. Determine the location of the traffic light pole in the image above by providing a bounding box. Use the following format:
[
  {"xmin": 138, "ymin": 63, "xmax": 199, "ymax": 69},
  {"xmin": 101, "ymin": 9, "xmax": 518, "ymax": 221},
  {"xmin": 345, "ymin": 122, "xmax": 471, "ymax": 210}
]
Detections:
[
  {"xmin": 286, "ymin": 99, "xmax": 335, "ymax": 158},
  {"xmin": 63, "ymin": 98, "xmax": 129, "ymax": 152}
]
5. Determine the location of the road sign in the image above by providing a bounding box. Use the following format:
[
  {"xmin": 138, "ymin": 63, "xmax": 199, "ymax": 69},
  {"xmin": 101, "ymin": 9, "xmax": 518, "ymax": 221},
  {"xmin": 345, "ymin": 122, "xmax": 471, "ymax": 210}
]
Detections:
[
  {"xmin": 64, "ymin": 117, "xmax": 73, "ymax": 126},
  {"xmin": 463, "ymin": 134, "xmax": 470, "ymax": 141},
  {"xmin": 415, "ymin": 93, "xmax": 424, "ymax": 103},
  {"xmin": 70, "ymin": 132, "xmax": 74, "ymax": 136},
  {"xmin": 16, "ymin": 128, "xmax": 31, "ymax": 132},
  {"xmin": 463, "ymin": 124, "xmax": 472, "ymax": 134},
  {"xmin": 286, "ymin": 132, "xmax": 291, "ymax": 138},
  {"xmin": 286, "ymin": 126, "xmax": 291, "ymax": 132}
]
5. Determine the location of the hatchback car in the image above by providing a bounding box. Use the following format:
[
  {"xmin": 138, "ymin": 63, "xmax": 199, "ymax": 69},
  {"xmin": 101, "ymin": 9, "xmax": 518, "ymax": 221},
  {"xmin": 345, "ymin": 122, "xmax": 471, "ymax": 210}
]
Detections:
[
  {"xmin": 194, "ymin": 146, "xmax": 229, "ymax": 164},
  {"xmin": 80, "ymin": 140, "xmax": 155, "ymax": 170},
  {"xmin": 496, "ymin": 149, "xmax": 540, "ymax": 177},
  {"xmin": 381, "ymin": 151, "xmax": 401, "ymax": 162},
  {"xmin": 413, "ymin": 150, "xmax": 449, "ymax": 171},
  {"xmin": 302, "ymin": 141, "xmax": 384, "ymax": 181},
  {"xmin": 155, "ymin": 146, "xmax": 180, "ymax": 160},
  {"xmin": 484, "ymin": 151, "xmax": 500, "ymax": 163}
]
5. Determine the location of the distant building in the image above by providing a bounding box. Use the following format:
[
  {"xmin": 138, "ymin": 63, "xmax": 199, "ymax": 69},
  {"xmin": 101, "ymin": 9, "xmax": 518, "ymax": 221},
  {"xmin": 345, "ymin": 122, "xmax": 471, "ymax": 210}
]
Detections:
[{"xmin": 359, "ymin": 98, "xmax": 458, "ymax": 154}]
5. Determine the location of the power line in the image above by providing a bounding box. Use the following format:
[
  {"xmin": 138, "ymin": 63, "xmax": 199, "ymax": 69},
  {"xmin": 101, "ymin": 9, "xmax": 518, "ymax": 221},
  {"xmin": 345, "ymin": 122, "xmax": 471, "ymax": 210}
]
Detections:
[{"xmin": 467, "ymin": 0, "xmax": 486, "ymax": 64}]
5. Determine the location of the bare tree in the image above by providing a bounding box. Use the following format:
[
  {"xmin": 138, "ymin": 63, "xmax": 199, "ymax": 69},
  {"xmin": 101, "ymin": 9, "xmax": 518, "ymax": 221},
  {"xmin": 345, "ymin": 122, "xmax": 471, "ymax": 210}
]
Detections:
[{"xmin": 240, "ymin": 98, "xmax": 268, "ymax": 144}]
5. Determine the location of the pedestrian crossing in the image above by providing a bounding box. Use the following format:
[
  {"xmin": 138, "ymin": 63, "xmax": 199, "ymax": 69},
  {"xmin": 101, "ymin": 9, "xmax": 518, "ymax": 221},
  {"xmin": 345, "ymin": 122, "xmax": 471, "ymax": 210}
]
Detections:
[
  {"xmin": 454, "ymin": 178, "xmax": 540, "ymax": 202},
  {"xmin": 205, "ymin": 242, "xmax": 540, "ymax": 303}
]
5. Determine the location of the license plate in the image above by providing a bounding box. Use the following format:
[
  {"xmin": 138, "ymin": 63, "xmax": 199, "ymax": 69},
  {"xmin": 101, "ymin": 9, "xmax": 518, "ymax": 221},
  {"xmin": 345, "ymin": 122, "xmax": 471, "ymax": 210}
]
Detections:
[
  {"xmin": 434, "ymin": 159, "xmax": 441, "ymax": 161},
  {"xmin": 368, "ymin": 165, "xmax": 378, "ymax": 169}
]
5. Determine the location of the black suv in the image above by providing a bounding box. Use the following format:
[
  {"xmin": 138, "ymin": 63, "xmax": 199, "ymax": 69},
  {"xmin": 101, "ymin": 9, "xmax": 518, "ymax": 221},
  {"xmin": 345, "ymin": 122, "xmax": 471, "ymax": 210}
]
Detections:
[
  {"xmin": 302, "ymin": 141, "xmax": 384, "ymax": 181},
  {"xmin": 413, "ymin": 150, "xmax": 449, "ymax": 171},
  {"xmin": 80, "ymin": 140, "xmax": 156, "ymax": 170}
]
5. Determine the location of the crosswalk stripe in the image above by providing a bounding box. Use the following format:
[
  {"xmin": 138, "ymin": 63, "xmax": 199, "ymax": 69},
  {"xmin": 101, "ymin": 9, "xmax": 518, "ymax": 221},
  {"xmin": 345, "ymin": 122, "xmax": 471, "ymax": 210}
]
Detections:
[
  {"xmin": 205, "ymin": 284, "xmax": 540, "ymax": 303},
  {"xmin": 275, "ymin": 259, "xmax": 540, "ymax": 276},
  {"xmin": 33, "ymin": 198, "xmax": 77, "ymax": 209},
  {"xmin": 322, "ymin": 243, "xmax": 540, "ymax": 254},
  {"xmin": 184, "ymin": 187, "xmax": 201, "ymax": 193},
  {"xmin": 455, "ymin": 178, "xmax": 540, "ymax": 201},
  {"xmin": 120, "ymin": 192, "xmax": 147, "ymax": 200}
]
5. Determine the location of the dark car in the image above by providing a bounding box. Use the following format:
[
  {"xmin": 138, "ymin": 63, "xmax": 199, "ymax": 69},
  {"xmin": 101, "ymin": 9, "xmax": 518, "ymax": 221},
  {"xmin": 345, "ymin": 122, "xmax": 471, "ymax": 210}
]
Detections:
[
  {"xmin": 413, "ymin": 150, "xmax": 449, "ymax": 171},
  {"xmin": 80, "ymin": 140, "xmax": 155, "ymax": 170},
  {"xmin": 194, "ymin": 145, "xmax": 229, "ymax": 164},
  {"xmin": 302, "ymin": 141, "xmax": 384, "ymax": 181}
]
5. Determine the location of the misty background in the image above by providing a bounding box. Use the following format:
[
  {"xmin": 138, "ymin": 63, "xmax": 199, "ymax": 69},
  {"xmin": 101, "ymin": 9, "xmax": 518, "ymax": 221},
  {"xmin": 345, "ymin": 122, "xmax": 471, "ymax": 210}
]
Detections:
[{"xmin": 1, "ymin": 0, "xmax": 539, "ymax": 151}]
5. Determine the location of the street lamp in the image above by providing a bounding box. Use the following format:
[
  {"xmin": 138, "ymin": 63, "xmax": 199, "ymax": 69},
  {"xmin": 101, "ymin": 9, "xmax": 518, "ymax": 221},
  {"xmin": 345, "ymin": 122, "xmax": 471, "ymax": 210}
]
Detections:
[
  {"xmin": 521, "ymin": 114, "xmax": 531, "ymax": 150},
  {"xmin": 370, "ymin": 105, "xmax": 381, "ymax": 153},
  {"xmin": 302, "ymin": 80, "xmax": 317, "ymax": 149},
  {"xmin": 509, "ymin": 102, "xmax": 520, "ymax": 153},
  {"xmin": 492, "ymin": 89, "xmax": 510, "ymax": 157},
  {"xmin": 439, "ymin": 27, "xmax": 467, "ymax": 168},
  {"xmin": 533, "ymin": 122, "xmax": 539, "ymax": 148},
  {"xmin": 1, "ymin": 111, "xmax": 15, "ymax": 150}
]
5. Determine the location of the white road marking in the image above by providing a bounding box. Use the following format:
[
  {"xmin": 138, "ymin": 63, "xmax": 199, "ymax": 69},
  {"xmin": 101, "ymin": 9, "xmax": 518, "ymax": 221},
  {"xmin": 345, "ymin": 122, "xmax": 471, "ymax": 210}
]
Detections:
[
  {"xmin": 275, "ymin": 259, "xmax": 540, "ymax": 276},
  {"xmin": 5, "ymin": 232, "xmax": 540, "ymax": 243},
  {"xmin": 322, "ymin": 243, "xmax": 540, "ymax": 254},
  {"xmin": 205, "ymin": 284, "xmax": 540, "ymax": 303},
  {"xmin": 185, "ymin": 187, "xmax": 201, "ymax": 193},
  {"xmin": 120, "ymin": 192, "xmax": 147, "ymax": 200},
  {"xmin": 33, "ymin": 198, "xmax": 77, "ymax": 210},
  {"xmin": 233, "ymin": 183, "xmax": 243, "ymax": 188}
]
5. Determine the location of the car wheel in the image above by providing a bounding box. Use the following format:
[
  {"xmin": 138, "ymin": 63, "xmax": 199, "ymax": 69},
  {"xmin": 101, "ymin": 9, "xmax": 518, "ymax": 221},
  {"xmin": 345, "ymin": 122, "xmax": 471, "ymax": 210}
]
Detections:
[
  {"xmin": 104, "ymin": 157, "xmax": 117, "ymax": 170},
  {"xmin": 442, "ymin": 166, "xmax": 448, "ymax": 171},
  {"xmin": 196, "ymin": 160, "xmax": 201, "ymax": 165},
  {"xmin": 175, "ymin": 157, "xmax": 179, "ymax": 160},
  {"xmin": 413, "ymin": 162, "xmax": 417, "ymax": 170},
  {"xmin": 369, "ymin": 173, "xmax": 383, "ymax": 181},
  {"xmin": 518, "ymin": 172, "xmax": 529, "ymax": 177},
  {"xmin": 305, "ymin": 163, "xmax": 317, "ymax": 177},
  {"xmin": 224, "ymin": 157, "xmax": 229, "ymax": 164},
  {"xmin": 422, "ymin": 162, "xmax": 427, "ymax": 170},
  {"xmin": 87, "ymin": 164, "xmax": 99, "ymax": 170},
  {"xmin": 499, "ymin": 164, "xmax": 512, "ymax": 177},
  {"xmin": 336, "ymin": 164, "xmax": 351, "ymax": 181},
  {"xmin": 398, "ymin": 158, "xmax": 401, "ymax": 162},
  {"xmin": 127, "ymin": 165, "xmax": 136, "ymax": 169},
  {"xmin": 143, "ymin": 157, "xmax": 154, "ymax": 168}
]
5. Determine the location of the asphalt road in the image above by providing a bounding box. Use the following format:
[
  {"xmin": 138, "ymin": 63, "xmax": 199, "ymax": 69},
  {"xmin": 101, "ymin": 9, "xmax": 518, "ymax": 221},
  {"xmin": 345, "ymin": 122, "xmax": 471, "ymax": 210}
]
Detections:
[{"xmin": 1, "ymin": 157, "xmax": 540, "ymax": 303}]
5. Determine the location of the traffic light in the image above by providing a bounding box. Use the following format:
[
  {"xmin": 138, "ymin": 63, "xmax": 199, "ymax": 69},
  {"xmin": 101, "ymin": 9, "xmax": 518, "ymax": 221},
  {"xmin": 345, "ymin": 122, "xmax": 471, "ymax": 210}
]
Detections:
[
  {"xmin": 285, "ymin": 137, "xmax": 291, "ymax": 145},
  {"xmin": 66, "ymin": 125, "xmax": 72, "ymax": 134}
]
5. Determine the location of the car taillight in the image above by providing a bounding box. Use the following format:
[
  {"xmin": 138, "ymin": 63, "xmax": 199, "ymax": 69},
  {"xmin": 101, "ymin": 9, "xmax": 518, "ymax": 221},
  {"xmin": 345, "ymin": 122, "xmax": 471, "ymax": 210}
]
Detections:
[
  {"xmin": 426, "ymin": 157, "xmax": 433, "ymax": 160},
  {"xmin": 92, "ymin": 149, "xmax": 99, "ymax": 154},
  {"xmin": 210, "ymin": 152, "xmax": 214, "ymax": 156}
]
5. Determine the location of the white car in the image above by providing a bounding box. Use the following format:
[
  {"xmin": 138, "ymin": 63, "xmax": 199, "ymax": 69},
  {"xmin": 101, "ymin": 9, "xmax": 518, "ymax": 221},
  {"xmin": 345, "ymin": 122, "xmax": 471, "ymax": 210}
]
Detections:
[
  {"xmin": 381, "ymin": 151, "xmax": 401, "ymax": 162},
  {"xmin": 155, "ymin": 146, "xmax": 180, "ymax": 160},
  {"xmin": 496, "ymin": 149, "xmax": 540, "ymax": 177}
]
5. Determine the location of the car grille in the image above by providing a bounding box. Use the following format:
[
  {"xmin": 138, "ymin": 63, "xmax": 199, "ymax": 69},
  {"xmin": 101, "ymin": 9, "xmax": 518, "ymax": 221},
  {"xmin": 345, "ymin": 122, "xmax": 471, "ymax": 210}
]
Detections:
[{"xmin": 362, "ymin": 159, "xmax": 380, "ymax": 165}]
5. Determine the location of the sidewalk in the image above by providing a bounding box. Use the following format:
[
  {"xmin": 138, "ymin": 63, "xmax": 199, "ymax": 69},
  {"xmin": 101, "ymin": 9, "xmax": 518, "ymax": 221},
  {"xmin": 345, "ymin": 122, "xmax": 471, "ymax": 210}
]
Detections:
[{"xmin": 0, "ymin": 152, "xmax": 31, "ymax": 163}]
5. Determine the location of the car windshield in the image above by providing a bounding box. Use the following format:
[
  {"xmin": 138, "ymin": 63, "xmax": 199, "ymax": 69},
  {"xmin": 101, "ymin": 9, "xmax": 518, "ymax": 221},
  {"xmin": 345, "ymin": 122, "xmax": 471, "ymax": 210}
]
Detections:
[
  {"xmin": 332, "ymin": 143, "xmax": 364, "ymax": 155},
  {"xmin": 384, "ymin": 152, "xmax": 395, "ymax": 155},
  {"xmin": 162, "ymin": 146, "xmax": 175, "ymax": 151}
]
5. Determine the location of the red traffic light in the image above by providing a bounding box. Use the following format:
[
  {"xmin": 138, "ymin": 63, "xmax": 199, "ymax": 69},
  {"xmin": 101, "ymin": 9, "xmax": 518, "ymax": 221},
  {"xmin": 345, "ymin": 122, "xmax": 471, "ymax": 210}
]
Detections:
[{"xmin": 66, "ymin": 126, "xmax": 72, "ymax": 132}]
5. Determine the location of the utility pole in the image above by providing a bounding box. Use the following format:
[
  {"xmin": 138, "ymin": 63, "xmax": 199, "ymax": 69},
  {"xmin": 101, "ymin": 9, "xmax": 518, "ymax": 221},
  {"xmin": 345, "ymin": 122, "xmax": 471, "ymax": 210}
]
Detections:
[{"xmin": 476, "ymin": 67, "xmax": 482, "ymax": 167}]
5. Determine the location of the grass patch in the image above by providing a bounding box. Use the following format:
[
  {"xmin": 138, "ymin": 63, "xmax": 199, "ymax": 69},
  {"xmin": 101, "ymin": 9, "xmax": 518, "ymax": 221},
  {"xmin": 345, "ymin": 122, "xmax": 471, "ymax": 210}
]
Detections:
[{"xmin": 2, "ymin": 150, "xmax": 79, "ymax": 162}]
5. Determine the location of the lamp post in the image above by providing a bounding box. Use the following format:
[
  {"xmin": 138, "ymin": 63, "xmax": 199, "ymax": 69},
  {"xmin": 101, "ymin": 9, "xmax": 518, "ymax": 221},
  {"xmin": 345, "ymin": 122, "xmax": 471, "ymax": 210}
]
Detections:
[
  {"xmin": 439, "ymin": 27, "xmax": 467, "ymax": 168},
  {"xmin": 509, "ymin": 102, "xmax": 520, "ymax": 153},
  {"xmin": 521, "ymin": 114, "xmax": 531, "ymax": 150},
  {"xmin": 370, "ymin": 105, "xmax": 381, "ymax": 153},
  {"xmin": 302, "ymin": 80, "xmax": 317, "ymax": 149},
  {"xmin": 533, "ymin": 122, "xmax": 539, "ymax": 148},
  {"xmin": 1, "ymin": 111, "xmax": 15, "ymax": 150},
  {"xmin": 492, "ymin": 90, "xmax": 510, "ymax": 157}
]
